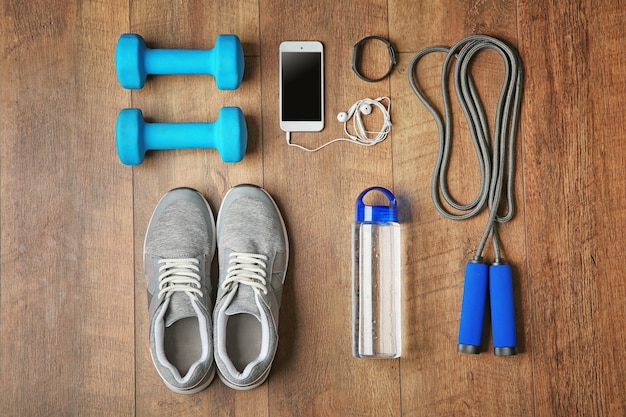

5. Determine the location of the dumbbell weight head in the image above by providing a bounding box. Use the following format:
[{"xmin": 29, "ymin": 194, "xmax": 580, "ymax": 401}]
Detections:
[
  {"xmin": 213, "ymin": 106, "xmax": 248, "ymax": 162},
  {"xmin": 116, "ymin": 108, "xmax": 146, "ymax": 165},
  {"xmin": 116, "ymin": 107, "xmax": 248, "ymax": 165},
  {"xmin": 115, "ymin": 34, "xmax": 244, "ymax": 90},
  {"xmin": 116, "ymin": 34, "xmax": 148, "ymax": 90},
  {"xmin": 212, "ymin": 34, "xmax": 245, "ymax": 90}
]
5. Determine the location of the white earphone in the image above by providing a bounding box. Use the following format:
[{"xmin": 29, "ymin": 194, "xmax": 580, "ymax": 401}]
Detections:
[
  {"xmin": 360, "ymin": 103, "xmax": 373, "ymax": 115},
  {"xmin": 286, "ymin": 97, "xmax": 391, "ymax": 152},
  {"xmin": 337, "ymin": 102, "xmax": 373, "ymax": 123},
  {"xmin": 337, "ymin": 111, "xmax": 349, "ymax": 123}
]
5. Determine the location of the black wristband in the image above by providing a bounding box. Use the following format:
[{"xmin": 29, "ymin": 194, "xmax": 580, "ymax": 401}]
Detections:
[{"xmin": 352, "ymin": 36, "xmax": 397, "ymax": 82}]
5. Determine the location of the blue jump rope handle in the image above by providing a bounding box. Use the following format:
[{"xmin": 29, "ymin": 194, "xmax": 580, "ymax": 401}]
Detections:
[
  {"xmin": 490, "ymin": 263, "xmax": 517, "ymax": 355},
  {"xmin": 457, "ymin": 260, "xmax": 488, "ymax": 354}
]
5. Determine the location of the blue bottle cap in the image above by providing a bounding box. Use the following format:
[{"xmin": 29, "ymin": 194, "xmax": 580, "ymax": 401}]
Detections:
[{"xmin": 355, "ymin": 187, "xmax": 398, "ymax": 222}]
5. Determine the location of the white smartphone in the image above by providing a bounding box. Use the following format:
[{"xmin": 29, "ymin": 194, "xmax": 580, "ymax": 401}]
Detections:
[{"xmin": 279, "ymin": 41, "xmax": 324, "ymax": 132}]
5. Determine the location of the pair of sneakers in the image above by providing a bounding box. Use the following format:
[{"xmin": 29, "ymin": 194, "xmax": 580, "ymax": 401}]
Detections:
[{"xmin": 143, "ymin": 184, "xmax": 288, "ymax": 393}]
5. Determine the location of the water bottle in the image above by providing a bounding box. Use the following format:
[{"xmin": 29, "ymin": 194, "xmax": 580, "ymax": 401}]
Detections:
[{"xmin": 352, "ymin": 186, "xmax": 401, "ymax": 358}]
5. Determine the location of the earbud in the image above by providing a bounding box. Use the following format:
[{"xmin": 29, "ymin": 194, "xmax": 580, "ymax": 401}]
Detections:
[
  {"xmin": 359, "ymin": 103, "xmax": 372, "ymax": 115},
  {"xmin": 337, "ymin": 102, "xmax": 374, "ymax": 123}
]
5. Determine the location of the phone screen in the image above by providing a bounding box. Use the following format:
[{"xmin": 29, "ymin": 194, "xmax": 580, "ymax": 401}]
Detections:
[{"xmin": 281, "ymin": 52, "xmax": 323, "ymax": 122}]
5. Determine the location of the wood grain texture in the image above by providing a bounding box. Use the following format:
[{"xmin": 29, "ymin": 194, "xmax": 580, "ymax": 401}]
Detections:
[
  {"xmin": 0, "ymin": 0, "xmax": 134, "ymax": 416},
  {"xmin": 519, "ymin": 1, "xmax": 626, "ymax": 415},
  {"xmin": 2, "ymin": 0, "xmax": 626, "ymax": 415}
]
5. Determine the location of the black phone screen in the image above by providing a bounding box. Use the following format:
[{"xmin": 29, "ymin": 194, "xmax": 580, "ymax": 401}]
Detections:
[{"xmin": 281, "ymin": 52, "xmax": 323, "ymax": 122}]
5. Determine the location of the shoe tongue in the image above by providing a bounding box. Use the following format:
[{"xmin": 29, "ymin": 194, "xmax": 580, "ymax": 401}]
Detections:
[
  {"xmin": 164, "ymin": 292, "xmax": 197, "ymax": 327},
  {"xmin": 225, "ymin": 284, "xmax": 261, "ymax": 322}
]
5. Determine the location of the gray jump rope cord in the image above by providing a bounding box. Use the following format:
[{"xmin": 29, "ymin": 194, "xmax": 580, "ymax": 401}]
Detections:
[{"xmin": 407, "ymin": 35, "xmax": 523, "ymax": 260}]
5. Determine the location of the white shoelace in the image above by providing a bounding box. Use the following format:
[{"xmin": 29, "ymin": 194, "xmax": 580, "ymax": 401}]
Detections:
[
  {"xmin": 221, "ymin": 253, "xmax": 269, "ymax": 295},
  {"xmin": 157, "ymin": 258, "xmax": 203, "ymax": 300}
]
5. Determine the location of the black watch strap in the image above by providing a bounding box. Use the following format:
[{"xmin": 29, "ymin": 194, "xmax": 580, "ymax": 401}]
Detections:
[{"xmin": 352, "ymin": 36, "xmax": 397, "ymax": 82}]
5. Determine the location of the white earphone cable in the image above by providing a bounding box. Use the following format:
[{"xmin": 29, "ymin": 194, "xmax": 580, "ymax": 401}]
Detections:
[{"xmin": 286, "ymin": 97, "xmax": 392, "ymax": 152}]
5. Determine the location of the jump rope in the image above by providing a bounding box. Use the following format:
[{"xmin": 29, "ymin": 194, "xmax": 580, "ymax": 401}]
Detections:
[{"xmin": 408, "ymin": 35, "xmax": 523, "ymax": 355}]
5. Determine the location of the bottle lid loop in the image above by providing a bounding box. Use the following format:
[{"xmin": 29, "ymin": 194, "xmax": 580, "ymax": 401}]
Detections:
[{"xmin": 355, "ymin": 186, "xmax": 398, "ymax": 222}]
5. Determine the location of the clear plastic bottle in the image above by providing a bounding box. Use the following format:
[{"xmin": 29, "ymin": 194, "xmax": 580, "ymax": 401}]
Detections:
[{"xmin": 352, "ymin": 187, "xmax": 401, "ymax": 358}]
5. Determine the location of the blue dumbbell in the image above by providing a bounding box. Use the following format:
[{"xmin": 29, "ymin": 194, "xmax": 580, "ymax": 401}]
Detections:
[
  {"xmin": 116, "ymin": 34, "xmax": 244, "ymax": 90},
  {"xmin": 116, "ymin": 107, "xmax": 247, "ymax": 165}
]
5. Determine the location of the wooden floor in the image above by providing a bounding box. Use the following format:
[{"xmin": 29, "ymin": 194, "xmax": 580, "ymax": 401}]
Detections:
[{"xmin": 2, "ymin": 0, "xmax": 625, "ymax": 415}]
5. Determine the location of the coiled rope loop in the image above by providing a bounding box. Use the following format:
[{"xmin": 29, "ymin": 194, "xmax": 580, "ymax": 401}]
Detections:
[{"xmin": 408, "ymin": 35, "xmax": 523, "ymax": 259}]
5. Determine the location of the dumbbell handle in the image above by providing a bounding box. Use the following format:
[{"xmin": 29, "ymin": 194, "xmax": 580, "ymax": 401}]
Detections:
[
  {"xmin": 143, "ymin": 121, "xmax": 221, "ymax": 150},
  {"xmin": 144, "ymin": 49, "xmax": 217, "ymax": 75}
]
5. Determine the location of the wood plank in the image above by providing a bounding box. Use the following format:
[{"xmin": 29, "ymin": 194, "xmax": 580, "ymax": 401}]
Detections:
[
  {"xmin": 519, "ymin": 1, "xmax": 626, "ymax": 415},
  {"xmin": 126, "ymin": 1, "xmax": 266, "ymax": 416},
  {"xmin": 390, "ymin": 1, "xmax": 534, "ymax": 415},
  {"xmin": 0, "ymin": 0, "xmax": 134, "ymax": 415},
  {"xmin": 260, "ymin": 0, "xmax": 399, "ymax": 416},
  {"xmin": 389, "ymin": 0, "xmax": 517, "ymax": 53}
]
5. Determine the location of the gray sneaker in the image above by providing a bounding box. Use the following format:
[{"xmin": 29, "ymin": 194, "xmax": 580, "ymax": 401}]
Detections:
[
  {"xmin": 144, "ymin": 188, "xmax": 216, "ymax": 394},
  {"xmin": 214, "ymin": 185, "xmax": 289, "ymax": 390}
]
